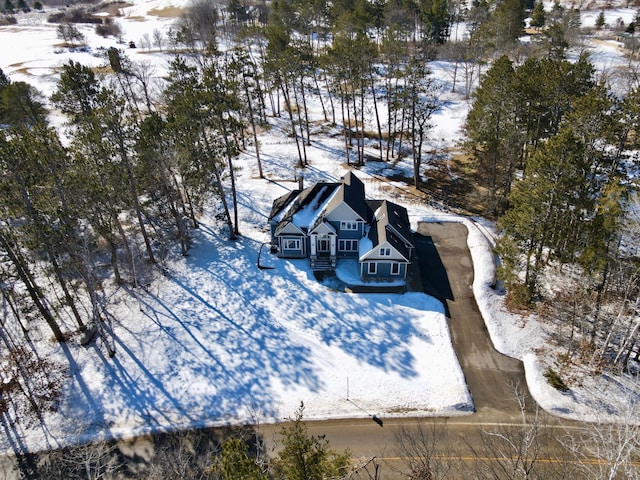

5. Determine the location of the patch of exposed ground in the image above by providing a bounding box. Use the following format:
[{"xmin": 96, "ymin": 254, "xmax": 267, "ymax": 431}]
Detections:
[
  {"xmin": 147, "ymin": 5, "xmax": 184, "ymax": 18},
  {"xmin": 365, "ymin": 149, "xmax": 488, "ymax": 216},
  {"xmin": 91, "ymin": 1, "xmax": 132, "ymax": 16}
]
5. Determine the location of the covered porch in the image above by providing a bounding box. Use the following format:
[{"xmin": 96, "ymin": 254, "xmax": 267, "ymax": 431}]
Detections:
[{"xmin": 309, "ymin": 223, "xmax": 337, "ymax": 271}]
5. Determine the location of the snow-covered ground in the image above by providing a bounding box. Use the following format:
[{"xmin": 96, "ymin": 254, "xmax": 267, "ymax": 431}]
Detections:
[{"xmin": 1, "ymin": 0, "xmax": 639, "ymax": 457}]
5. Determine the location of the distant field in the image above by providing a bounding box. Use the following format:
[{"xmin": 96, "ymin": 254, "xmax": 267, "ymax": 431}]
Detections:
[{"xmin": 147, "ymin": 6, "xmax": 184, "ymax": 18}]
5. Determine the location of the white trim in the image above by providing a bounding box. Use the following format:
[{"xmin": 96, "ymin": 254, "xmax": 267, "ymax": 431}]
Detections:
[
  {"xmin": 368, "ymin": 262, "xmax": 377, "ymax": 274},
  {"xmin": 340, "ymin": 220, "xmax": 358, "ymax": 231},
  {"xmin": 380, "ymin": 247, "xmax": 391, "ymax": 256},
  {"xmin": 391, "ymin": 262, "xmax": 400, "ymax": 275},
  {"xmin": 318, "ymin": 238, "xmax": 330, "ymax": 252},
  {"xmin": 338, "ymin": 239, "xmax": 358, "ymax": 251},
  {"xmin": 283, "ymin": 238, "xmax": 301, "ymax": 250}
]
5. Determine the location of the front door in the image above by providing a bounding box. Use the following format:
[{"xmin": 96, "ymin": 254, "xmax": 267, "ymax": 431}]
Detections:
[{"xmin": 318, "ymin": 238, "xmax": 330, "ymax": 253}]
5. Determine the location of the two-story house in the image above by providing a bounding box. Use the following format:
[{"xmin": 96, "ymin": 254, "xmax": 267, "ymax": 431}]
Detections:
[{"xmin": 268, "ymin": 172, "xmax": 414, "ymax": 281}]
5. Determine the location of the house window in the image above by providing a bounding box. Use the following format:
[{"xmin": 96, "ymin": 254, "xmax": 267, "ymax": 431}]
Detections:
[
  {"xmin": 283, "ymin": 239, "xmax": 300, "ymax": 250},
  {"xmin": 368, "ymin": 262, "xmax": 377, "ymax": 274},
  {"xmin": 391, "ymin": 263, "xmax": 400, "ymax": 275},
  {"xmin": 340, "ymin": 221, "xmax": 358, "ymax": 231},
  {"xmin": 338, "ymin": 239, "xmax": 358, "ymax": 251},
  {"xmin": 380, "ymin": 247, "xmax": 391, "ymax": 256}
]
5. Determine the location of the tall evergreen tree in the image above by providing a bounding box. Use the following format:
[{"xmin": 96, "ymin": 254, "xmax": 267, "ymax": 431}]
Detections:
[
  {"xmin": 491, "ymin": 0, "xmax": 526, "ymax": 51},
  {"xmin": 164, "ymin": 56, "xmax": 236, "ymax": 239},
  {"xmin": 595, "ymin": 10, "xmax": 606, "ymax": 30},
  {"xmin": 530, "ymin": 2, "xmax": 545, "ymax": 30},
  {"xmin": 0, "ymin": 81, "xmax": 47, "ymax": 127},
  {"xmin": 405, "ymin": 56, "xmax": 439, "ymax": 187},
  {"xmin": 421, "ymin": 0, "xmax": 452, "ymax": 44},
  {"xmin": 465, "ymin": 55, "xmax": 522, "ymax": 215},
  {"xmin": 271, "ymin": 403, "xmax": 350, "ymax": 480},
  {"xmin": 513, "ymin": 54, "xmax": 594, "ymax": 165},
  {"xmin": 498, "ymin": 128, "xmax": 588, "ymax": 300}
]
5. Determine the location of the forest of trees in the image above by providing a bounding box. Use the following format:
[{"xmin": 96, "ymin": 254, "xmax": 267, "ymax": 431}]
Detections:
[{"xmin": 1, "ymin": 0, "xmax": 640, "ymax": 476}]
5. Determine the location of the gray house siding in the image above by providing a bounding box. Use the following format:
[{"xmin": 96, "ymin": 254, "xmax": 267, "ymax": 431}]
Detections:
[{"xmin": 362, "ymin": 261, "xmax": 407, "ymax": 279}]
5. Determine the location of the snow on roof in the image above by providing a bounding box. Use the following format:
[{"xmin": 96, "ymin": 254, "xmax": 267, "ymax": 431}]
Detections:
[
  {"xmin": 292, "ymin": 184, "xmax": 338, "ymax": 229},
  {"xmin": 359, "ymin": 225, "xmax": 374, "ymax": 259}
]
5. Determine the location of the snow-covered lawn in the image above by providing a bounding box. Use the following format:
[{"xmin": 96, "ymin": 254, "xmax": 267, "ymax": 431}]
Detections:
[{"xmin": 1, "ymin": 0, "xmax": 639, "ymax": 457}]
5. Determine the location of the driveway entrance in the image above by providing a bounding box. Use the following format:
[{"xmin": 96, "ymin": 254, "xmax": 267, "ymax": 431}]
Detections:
[{"xmin": 415, "ymin": 222, "xmax": 535, "ymax": 419}]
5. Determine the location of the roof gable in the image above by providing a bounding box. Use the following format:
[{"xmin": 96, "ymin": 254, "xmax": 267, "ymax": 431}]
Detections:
[
  {"xmin": 276, "ymin": 222, "xmax": 305, "ymax": 236},
  {"xmin": 365, "ymin": 201, "xmax": 413, "ymax": 261},
  {"xmin": 324, "ymin": 172, "xmax": 371, "ymax": 222},
  {"xmin": 359, "ymin": 238, "xmax": 409, "ymax": 262},
  {"xmin": 374, "ymin": 201, "xmax": 414, "ymax": 248},
  {"xmin": 310, "ymin": 221, "xmax": 337, "ymax": 235}
]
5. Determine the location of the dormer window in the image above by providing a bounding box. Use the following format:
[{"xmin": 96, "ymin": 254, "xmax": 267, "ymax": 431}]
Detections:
[
  {"xmin": 380, "ymin": 247, "xmax": 391, "ymax": 256},
  {"xmin": 341, "ymin": 221, "xmax": 358, "ymax": 231}
]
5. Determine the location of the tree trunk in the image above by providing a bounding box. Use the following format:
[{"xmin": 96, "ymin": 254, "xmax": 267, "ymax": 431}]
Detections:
[
  {"xmin": 324, "ymin": 73, "xmax": 336, "ymax": 124},
  {"xmin": 300, "ymin": 77, "xmax": 311, "ymax": 147},
  {"xmin": 351, "ymin": 89, "xmax": 361, "ymax": 165},
  {"xmin": 292, "ymin": 80, "xmax": 308, "ymax": 165},
  {"xmin": 281, "ymin": 80, "xmax": 304, "ymax": 167},
  {"xmin": 113, "ymin": 213, "xmax": 136, "ymax": 284},
  {"xmin": 201, "ymin": 129, "xmax": 236, "ymax": 240},
  {"xmin": 370, "ymin": 70, "xmax": 383, "ymax": 161},
  {"xmin": 118, "ymin": 138, "xmax": 156, "ymax": 264},
  {"xmin": 243, "ymin": 74, "xmax": 263, "ymax": 178},
  {"xmin": 0, "ymin": 232, "xmax": 65, "ymax": 342},
  {"xmin": 313, "ymin": 70, "xmax": 328, "ymax": 122},
  {"xmin": 49, "ymin": 253, "xmax": 85, "ymax": 329},
  {"xmin": 339, "ymin": 83, "xmax": 351, "ymax": 165}
]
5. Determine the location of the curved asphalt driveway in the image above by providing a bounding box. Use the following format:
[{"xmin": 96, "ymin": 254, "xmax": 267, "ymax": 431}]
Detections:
[{"xmin": 414, "ymin": 221, "xmax": 534, "ymax": 420}]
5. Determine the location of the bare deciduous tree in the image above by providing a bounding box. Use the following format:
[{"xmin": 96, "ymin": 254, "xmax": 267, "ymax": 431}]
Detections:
[
  {"xmin": 390, "ymin": 421, "xmax": 455, "ymax": 479},
  {"xmin": 464, "ymin": 384, "xmax": 568, "ymax": 480},
  {"xmin": 562, "ymin": 396, "xmax": 640, "ymax": 480}
]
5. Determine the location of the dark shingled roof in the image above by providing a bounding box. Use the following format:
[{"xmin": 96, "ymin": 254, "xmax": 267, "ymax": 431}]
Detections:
[
  {"xmin": 367, "ymin": 200, "xmax": 413, "ymax": 261},
  {"xmin": 269, "ymin": 174, "xmax": 414, "ymax": 262},
  {"xmin": 377, "ymin": 200, "xmax": 413, "ymax": 248},
  {"xmin": 268, "ymin": 189, "xmax": 301, "ymax": 222},
  {"xmin": 270, "ymin": 183, "xmax": 340, "ymax": 233},
  {"xmin": 325, "ymin": 171, "xmax": 371, "ymax": 222}
]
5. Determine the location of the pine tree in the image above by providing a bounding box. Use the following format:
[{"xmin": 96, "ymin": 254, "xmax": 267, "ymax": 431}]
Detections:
[
  {"xmin": 498, "ymin": 128, "xmax": 588, "ymax": 299},
  {"xmin": 0, "ymin": 81, "xmax": 46, "ymax": 127},
  {"xmin": 465, "ymin": 55, "xmax": 522, "ymax": 215},
  {"xmin": 163, "ymin": 56, "xmax": 236, "ymax": 239},
  {"xmin": 0, "ymin": 66, "xmax": 9, "ymax": 88},
  {"xmin": 491, "ymin": 0, "xmax": 526, "ymax": 51},
  {"xmin": 513, "ymin": 55, "xmax": 594, "ymax": 165},
  {"xmin": 405, "ymin": 56, "xmax": 440, "ymax": 187},
  {"xmin": 271, "ymin": 403, "xmax": 350, "ymax": 480},
  {"xmin": 213, "ymin": 438, "xmax": 268, "ymax": 480},
  {"xmin": 422, "ymin": 0, "xmax": 452, "ymax": 44},
  {"xmin": 530, "ymin": 2, "xmax": 545, "ymax": 30},
  {"xmin": 595, "ymin": 10, "xmax": 606, "ymax": 30}
]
